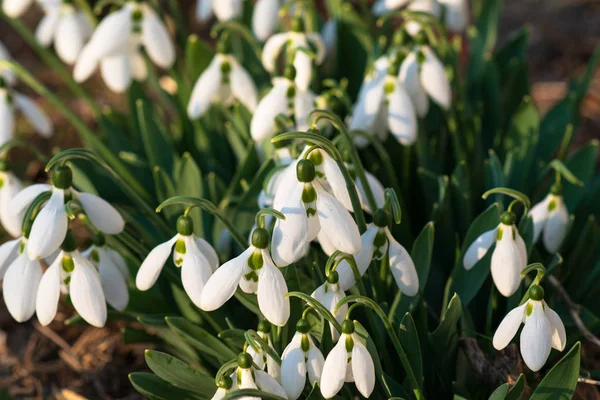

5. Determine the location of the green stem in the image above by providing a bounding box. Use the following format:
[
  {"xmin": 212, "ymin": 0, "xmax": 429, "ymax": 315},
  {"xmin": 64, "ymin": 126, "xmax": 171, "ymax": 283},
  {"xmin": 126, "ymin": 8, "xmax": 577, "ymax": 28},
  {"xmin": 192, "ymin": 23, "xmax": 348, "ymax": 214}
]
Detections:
[
  {"xmin": 74, "ymin": 0, "xmax": 98, "ymax": 26},
  {"xmin": 285, "ymin": 291, "xmax": 342, "ymax": 333},
  {"xmin": 244, "ymin": 330, "xmax": 282, "ymax": 365},
  {"xmin": 0, "ymin": 139, "xmax": 48, "ymax": 162}
]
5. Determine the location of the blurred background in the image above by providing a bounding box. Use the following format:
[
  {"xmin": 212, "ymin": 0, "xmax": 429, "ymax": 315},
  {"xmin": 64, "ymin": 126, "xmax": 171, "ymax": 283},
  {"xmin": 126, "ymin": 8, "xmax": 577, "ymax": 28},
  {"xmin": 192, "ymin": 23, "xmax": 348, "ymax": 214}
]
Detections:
[{"xmin": 0, "ymin": 0, "xmax": 598, "ymax": 398}]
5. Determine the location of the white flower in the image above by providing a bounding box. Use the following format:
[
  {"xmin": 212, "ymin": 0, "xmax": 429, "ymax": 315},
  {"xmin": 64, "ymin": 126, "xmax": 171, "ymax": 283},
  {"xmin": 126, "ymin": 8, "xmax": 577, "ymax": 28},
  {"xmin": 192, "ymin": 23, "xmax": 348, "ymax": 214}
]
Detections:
[
  {"xmin": 200, "ymin": 227, "xmax": 290, "ymax": 326},
  {"xmin": 271, "ymin": 159, "xmax": 361, "ymax": 267},
  {"xmin": 438, "ymin": 0, "xmax": 469, "ymax": 32},
  {"xmin": 320, "ymin": 320, "xmax": 375, "ymax": 398},
  {"xmin": 210, "ymin": 375, "xmax": 237, "ymax": 400},
  {"xmin": 0, "ymin": 237, "xmax": 21, "ymax": 279},
  {"xmin": 0, "ymin": 170, "xmax": 24, "ymax": 237},
  {"xmin": 246, "ymin": 322, "xmax": 281, "ymax": 381},
  {"xmin": 493, "ymin": 289, "xmax": 566, "ymax": 372},
  {"xmin": 196, "ymin": 0, "xmax": 243, "ymax": 23},
  {"xmin": 136, "ymin": 215, "xmax": 218, "ymax": 308},
  {"xmin": 399, "ymin": 46, "xmax": 451, "ymax": 117},
  {"xmin": 2, "ymin": 238, "xmax": 43, "ymax": 322},
  {"xmin": 74, "ymin": 2, "xmax": 174, "ymax": 89},
  {"xmin": 2, "ymin": 0, "xmax": 35, "ymax": 17},
  {"xmin": 36, "ymin": 240, "xmax": 107, "ymax": 327},
  {"xmin": 404, "ymin": 0, "xmax": 441, "ymax": 36},
  {"xmin": 261, "ymin": 19, "xmax": 325, "ymax": 90},
  {"xmin": 529, "ymin": 192, "xmax": 569, "ymax": 253},
  {"xmin": 0, "ymin": 82, "xmax": 53, "ymax": 146},
  {"xmin": 0, "ymin": 41, "xmax": 16, "ymax": 85},
  {"xmin": 250, "ymin": 72, "xmax": 317, "ymax": 142},
  {"xmin": 311, "ymin": 275, "xmax": 348, "ymax": 341},
  {"xmin": 83, "ymin": 237, "xmax": 129, "ymax": 312},
  {"xmin": 350, "ymin": 55, "xmax": 417, "ymax": 146},
  {"xmin": 36, "ymin": 3, "xmax": 92, "ymax": 64},
  {"xmin": 98, "ymin": 37, "xmax": 148, "ymax": 93},
  {"xmin": 463, "ymin": 214, "xmax": 527, "ymax": 297},
  {"xmin": 281, "ymin": 320, "xmax": 325, "ymax": 400},
  {"xmin": 233, "ymin": 353, "xmax": 288, "ymax": 398},
  {"xmin": 11, "ymin": 166, "xmax": 125, "ymax": 260},
  {"xmin": 257, "ymin": 148, "xmax": 294, "ymax": 210},
  {"xmin": 187, "ymin": 51, "xmax": 258, "ymax": 119},
  {"xmin": 252, "ymin": 0, "xmax": 280, "ymax": 41}
]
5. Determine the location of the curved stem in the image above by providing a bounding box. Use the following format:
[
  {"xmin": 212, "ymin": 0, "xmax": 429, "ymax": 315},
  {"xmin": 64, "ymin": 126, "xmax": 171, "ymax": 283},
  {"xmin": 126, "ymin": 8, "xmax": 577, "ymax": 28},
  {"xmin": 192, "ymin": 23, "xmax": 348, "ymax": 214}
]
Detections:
[
  {"xmin": 255, "ymin": 208, "xmax": 285, "ymax": 229},
  {"xmin": 482, "ymin": 187, "xmax": 531, "ymax": 212},
  {"xmin": 244, "ymin": 330, "xmax": 282, "ymax": 365},
  {"xmin": 521, "ymin": 262, "xmax": 546, "ymax": 284},
  {"xmin": 384, "ymin": 188, "xmax": 402, "ymax": 224},
  {"xmin": 214, "ymin": 359, "xmax": 238, "ymax": 386},
  {"xmin": 211, "ymin": 20, "xmax": 263, "ymax": 62},
  {"xmin": 285, "ymin": 291, "xmax": 342, "ymax": 333},
  {"xmin": 549, "ymin": 159, "xmax": 584, "ymax": 186},
  {"xmin": 0, "ymin": 139, "xmax": 48, "ymax": 162},
  {"xmin": 21, "ymin": 191, "xmax": 52, "ymax": 236}
]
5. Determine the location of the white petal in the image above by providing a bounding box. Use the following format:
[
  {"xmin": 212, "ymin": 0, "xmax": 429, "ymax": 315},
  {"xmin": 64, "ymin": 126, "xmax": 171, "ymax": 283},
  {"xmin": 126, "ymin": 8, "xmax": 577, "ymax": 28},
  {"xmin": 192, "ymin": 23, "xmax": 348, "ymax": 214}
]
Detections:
[
  {"xmin": 281, "ymin": 342, "xmax": 307, "ymax": 400},
  {"xmin": 250, "ymin": 78, "xmax": 290, "ymax": 142},
  {"xmin": 27, "ymin": 189, "xmax": 67, "ymax": 260},
  {"xmin": 10, "ymin": 183, "xmax": 52, "ymax": 216},
  {"xmin": 107, "ymin": 247, "xmax": 129, "ymax": 279},
  {"xmin": 544, "ymin": 301, "xmax": 566, "ymax": 351},
  {"xmin": 293, "ymin": 44, "xmax": 313, "ymax": 91},
  {"xmin": 321, "ymin": 152, "xmax": 353, "ymax": 211},
  {"xmin": 351, "ymin": 342, "xmax": 375, "ymax": 398},
  {"xmin": 294, "ymin": 89, "xmax": 317, "ymax": 131},
  {"xmin": 543, "ymin": 196, "xmax": 569, "ymax": 253},
  {"xmin": 0, "ymin": 42, "xmax": 16, "ymax": 85},
  {"xmin": 399, "ymin": 52, "xmax": 429, "ymax": 117},
  {"xmin": 271, "ymin": 183, "xmax": 309, "ymax": 267},
  {"xmin": 100, "ymin": 52, "xmax": 132, "ymax": 93},
  {"xmin": 129, "ymin": 50, "xmax": 148, "ymax": 81},
  {"xmin": 135, "ymin": 236, "xmax": 177, "ymax": 290},
  {"xmin": 196, "ymin": 0, "xmax": 214, "ymax": 23},
  {"xmin": 321, "ymin": 20, "xmax": 337, "ymax": 56},
  {"xmin": 200, "ymin": 247, "xmax": 253, "ymax": 311},
  {"xmin": 238, "ymin": 368, "xmax": 258, "ymax": 390},
  {"xmin": 3, "ymin": 254, "xmax": 42, "ymax": 322},
  {"xmin": 55, "ymin": 10, "xmax": 86, "ymax": 64},
  {"xmin": 520, "ymin": 301, "xmax": 552, "ymax": 372},
  {"xmin": 252, "ymin": 0, "xmax": 280, "ymax": 41},
  {"xmin": 349, "ymin": 67, "xmax": 386, "ymax": 134},
  {"xmin": 387, "ymin": 228, "xmax": 419, "ymax": 296},
  {"xmin": 195, "ymin": 237, "xmax": 219, "ymax": 272},
  {"xmin": 337, "ymin": 226, "xmax": 378, "ymax": 291},
  {"xmin": 2, "ymin": 0, "xmax": 34, "ymax": 17},
  {"xmin": 84, "ymin": 5, "xmax": 131, "ymax": 60},
  {"xmin": 35, "ymin": 253, "xmax": 63, "ymax": 325},
  {"xmin": 491, "ymin": 225, "xmax": 524, "ymax": 297},
  {"xmin": 255, "ymin": 370, "xmax": 287, "ymax": 397},
  {"xmin": 13, "ymin": 93, "xmax": 53, "ymax": 137},
  {"xmin": 320, "ymin": 339, "xmax": 348, "ymax": 398},
  {"xmin": 98, "ymin": 248, "xmax": 129, "ymax": 311},
  {"xmin": 73, "ymin": 46, "xmax": 100, "ymax": 83},
  {"xmin": 439, "ymin": 0, "xmax": 469, "ymax": 32},
  {"xmin": 317, "ymin": 229, "xmax": 337, "ymax": 257},
  {"xmin": 187, "ymin": 56, "xmax": 222, "ymax": 118},
  {"xmin": 463, "ymin": 228, "xmax": 496, "ymax": 270},
  {"xmin": 0, "ymin": 172, "xmax": 24, "ymax": 237},
  {"xmin": 141, "ymin": 5, "xmax": 175, "ymax": 68},
  {"xmin": 0, "ymin": 238, "xmax": 21, "ymax": 279},
  {"xmin": 387, "ymin": 80, "xmax": 417, "ymax": 145},
  {"xmin": 315, "ymin": 184, "xmax": 361, "ymax": 254},
  {"xmin": 306, "ymin": 340, "xmax": 325, "ymax": 384},
  {"xmin": 181, "ymin": 236, "xmax": 212, "ymax": 308},
  {"xmin": 357, "ymin": 171, "xmax": 386, "ymax": 214},
  {"xmin": 230, "ymin": 58, "xmax": 259, "ymax": 112},
  {"xmin": 212, "ymin": 0, "xmax": 243, "ymax": 21},
  {"xmin": 262, "ymin": 33, "xmax": 289, "ymax": 72},
  {"xmin": 78, "ymin": 192, "xmax": 124, "ymax": 234},
  {"xmin": 257, "ymin": 251, "xmax": 290, "ymax": 326},
  {"xmin": 0, "ymin": 93, "xmax": 14, "ymax": 145},
  {"xmin": 420, "ymin": 46, "xmax": 451, "ymax": 110},
  {"xmin": 372, "ymin": 0, "xmax": 410, "ymax": 15},
  {"xmin": 35, "ymin": 10, "xmax": 60, "ymax": 47},
  {"xmin": 492, "ymin": 303, "xmax": 526, "ymax": 350},
  {"xmin": 529, "ymin": 195, "xmax": 550, "ymax": 243},
  {"xmin": 247, "ymin": 345, "xmax": 265, "ymax": 370},
  {"xmin": 70, "ymin": 252, "xmax": 107, "ymax": 327}
]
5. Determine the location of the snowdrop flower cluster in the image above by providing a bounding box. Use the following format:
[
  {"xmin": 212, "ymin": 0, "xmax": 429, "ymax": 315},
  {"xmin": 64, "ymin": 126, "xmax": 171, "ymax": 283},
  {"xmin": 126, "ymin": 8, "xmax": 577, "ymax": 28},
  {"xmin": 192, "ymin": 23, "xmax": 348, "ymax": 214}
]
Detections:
[
  {"xmin": 463, "ymin": 210, "xmax": 527, "ymax": 297},
  {"xmin": 246, "ymin": 321, "xmax": 281, "ymax": 380},
  {"xmin": 493, "ymin": 284, "xmax": 566, "ymax": 371},
  {"xmin": 74, "ymin": 1, "xmax": 174, "ymax": 93},
  {"xmin": 196, "ymin": 0, "xmax": 243, "ymax": 24},
  {"xmin": 529, "ymin": 185, "xmax": 569, "ymax": 253},
  {"xmin": 228, "ymin": 352, "xmax": 287, "ymax": 398},
  {"xmin": 372, "ymin": 0, "xmax": 469, "ymax": 33},
  {"xmin": 311, "ymin": 271, "xmax": 348, "ymax": 341}
]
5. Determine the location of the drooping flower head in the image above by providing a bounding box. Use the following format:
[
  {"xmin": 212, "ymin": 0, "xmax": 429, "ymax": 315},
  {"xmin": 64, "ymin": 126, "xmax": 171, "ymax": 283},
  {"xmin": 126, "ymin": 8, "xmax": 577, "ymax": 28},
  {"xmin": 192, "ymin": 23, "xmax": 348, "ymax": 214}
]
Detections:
[
  {"xmin": 246, "ymin": 320, "xmax": 281, "ymax": 381},
  {"xmin": 529, "ymin": 184, "xmax": 569, "ymax": 254},
  {"xmin": 311, "ymin": 270, "xmax": 348, "ymax": 341},
  {"xmin": 196, "ymin": 0, "xmax": 244, "ymax": 24},
  {"xmin": 228, "ymin": 352, "xmax": 288, "ymax": 398},
  {"xmin": 252, "ymin": 0, "xmax": 281, "ymax": 41},
  {"xmin": 0, "ymin": 161, "xmax": 25, "ymax": 238}
]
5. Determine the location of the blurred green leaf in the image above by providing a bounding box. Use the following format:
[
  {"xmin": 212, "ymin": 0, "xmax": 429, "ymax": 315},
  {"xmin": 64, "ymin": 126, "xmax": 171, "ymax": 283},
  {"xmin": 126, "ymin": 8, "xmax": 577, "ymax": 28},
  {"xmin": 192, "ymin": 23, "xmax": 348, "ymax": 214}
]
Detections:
[
  {"xmin": 129, "ymin": 372, "xmax": 200, "ymax": 400},
  {"xmin": 176, "ymin": 153, "xmax": 205, "ymax": 236},
  {"xmin": 562, "ymin": 140, "xmax": 599, "ymax": 210},
  {"xmin": 530, "ymin": 342, "xmax": 581, "ymax": 399},
  {"xmin": 506, "ymin": 374, "xmax": 526, "ymax": 400},
  {"xmin": 429, "ymin": 294, "xmax": 462, "ymax": 389},
  {"xmin": 185, "ymin": 34, "xmax": 215, "ymax": 85},
  {"xmin": 488, "ymin": 383, "xmax": 509, "ymax": 400}
]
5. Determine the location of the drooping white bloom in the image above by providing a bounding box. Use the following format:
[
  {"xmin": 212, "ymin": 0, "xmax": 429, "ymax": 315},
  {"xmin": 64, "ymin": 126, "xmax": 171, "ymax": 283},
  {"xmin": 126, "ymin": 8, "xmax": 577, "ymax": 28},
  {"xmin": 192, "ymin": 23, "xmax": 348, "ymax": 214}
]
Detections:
[
  {"xmin": 350, "ymin": 55, "xmax": 417, "ymax": 146},
  {"xmin": 232, "ymin": 353, "xmax": 288, "ymax": 398},
  {"xmin": 438, "ymin": 0, "xmax": 469, "ymax": 32},
  {"xmin": 320, "ymin": 321, "xmax": 375, "ymax": 398},
  {"xmin": 493, "ymin": 291, "xmax": 566, "ymax": 372},
  {"xmin": 311, "ymin": 274, "xmax": 348, "ymax": 341},
  {"xmin": 529, "ymin": 192, "xmax": 569, "ymax": 253},
  {"xmin": 271, "ymin": 159, "xmax": 361, "ymax": 267},
  {"xmin": 261, "ymin": 19, "xmax": 325, "ymax": 90},
  {"xmin": 404, "ymin": 0, "xmax": 441, "ymax": 36},
  {"xmin": 11, "ymin": 166, "xmax": 125, "ymax": 260},
  {"xmin": 250, "ymin": 71, "xmax": 317, "ymax": 142},
  {"xmin": 136, "ymin": 215, "xmax": 218, "ymax": 308},
  {"xmin": 83, "ymin": 237, "xmax": 129, "ymax": 312},
  {"xmin": 37, "ymin": 244, "xmax": 107, "ymax": 327},
  {"xmin": 74, "ymin": 2, "xmax": 174, "ymax": 90},
  {"xmin": 0, "ymin": 81, "xmax": 53, "ymax": 146},
  {"xmin": 98, "ymin": 38, "xmax": 148, "ymax": 93},
  {"xmin": 36, "ymin": 2, "xmax": 92, "ymax": 64},
  {"xmin": 246, "ymin": 322, "xmax": 281, "ymax": 381},
  {"xmin": 2, "ymin": 238, "xmax": 43, "ymax": 322},
  {"xmin": 200, "ymin": 227, "xmax": 290, "ymax": 326},
  {"xmin": 2, "ymin": 0, "xmax": 35, "ymax": 17},
  {"xmin": 196, "ymin": 0, "xmax": 243, "ymax": 23},
  {"xmin": 210, "ymin": 374, "xmax": 237, "ymax": 400},
  {"xmin": 372, "ymin": 0, "xmax": 468, "ymax": 33},
  {"xmin": 187, "ymin": 50, "xmax": 258, "ymax": 119},
  {"xmin": 252, "ymin": 0, "xmax": 280, "ymax": 41},
  {"xmin": 0, "ymin": 237, "xmax": 21, "ymax": 279},
  {"xmin": 0, "ymin": 170, "xmax": 24, "ymax": 238},
  {"xmin": 257, "ymin": 147, "xmax": 294, "ymax": 210},
  {"xmin": 399, "ymin": 45, "xmax": 451, "ymax": 117},
  {"xmin": 463, "ymin": 213, "xmax": 527, "ymax": 297},
  {"xmin": 0, "ymin": 41, "xmax": 16, "ymax": 85},
  {"xmin": 281, "ymin": 320, "xmax": 325, "ymax": 400}
]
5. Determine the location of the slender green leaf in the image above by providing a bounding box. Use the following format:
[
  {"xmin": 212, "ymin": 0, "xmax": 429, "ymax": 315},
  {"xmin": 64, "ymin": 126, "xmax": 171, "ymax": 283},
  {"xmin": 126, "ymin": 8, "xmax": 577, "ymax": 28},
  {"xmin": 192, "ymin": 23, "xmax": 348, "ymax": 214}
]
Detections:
[
  {"xmin": 530, "ymin": 342, "xmax": 581, "ymax": 399},
  {"xmin": 129, "ymin": 372, "xmax": 199, "ymax": 400},
  {"xmin": 398, "ymin": 313, "xmax": 423, "ymax": 387},
  {"xmin": 166, "ymin": 317, "xmax": 237, "ymax": 363}
]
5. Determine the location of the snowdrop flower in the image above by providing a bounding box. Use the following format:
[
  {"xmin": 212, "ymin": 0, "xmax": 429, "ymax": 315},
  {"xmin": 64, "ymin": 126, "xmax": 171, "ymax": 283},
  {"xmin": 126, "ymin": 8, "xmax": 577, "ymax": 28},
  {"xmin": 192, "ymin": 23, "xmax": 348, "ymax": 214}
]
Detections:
[
  {"xmin": 0, "ymin": 236, "xmax": 21, "ymax": 279},
  {"xmin": 36, "ymin": 231, "xmax": 107, "ymax": 327},
  {"xmin": 74, "ymin": 2, "xmax": 174, "ymax": 88},
  {"xmin": 404, "ymin": 0, "xmax": 441, "ymax": 36},
  {"xmin": 2, "ymin": 0, "xmax": 36, "ymax": 17},
  {"xmin": 350, "ymin": 55, "xmax": 417, "ymax": 146},
  {"xmin": 187, "ymin": 41, "xmax": 258, "ymax": 119},
  {"xmin": 439, "ymin": 0, "xmax": 469, "ymax": 33},
  {"xmin": 463, "ymin": 211, "xmax": 527, "ymax": 297},
  {"xmin": 311, "ymin": 271, "xmax": 348, "ymax": 341},
  {"xmin": 0, "ymin": 41, "xmax": 16, "ymax": 85},
  {"xmin": 0, "ymin": 77, "xmax": 53, "ymax": 146},
  {"xmin": 200, "ymin": 227, "xmax": 290, "ymax": 326},
  {"xmin": 493, "ymin": 285, "xmax": 566, "ymax": 371},
  {"xmin": 210, "ymin": 375, "xmax": 237, "ymax": 400},
  {"xmin": 36, "ymin": 2, "xmax": 92, "ymax": 64},
  {"xmin": 372, "ymin": 0, "xmax": 468, "ymax": 33},
  {"xmin": 136, "ymin": 215, "xmax": 218, "ymax": 307},
  {"xmin": 83, "ymin": 234, "xmax": 129, "ymax": 312},
  {"xmin": 399, "ymin": 43, "xmax": 451, "ymax": 117},
  {"xmin": 196, "ymin": 0, "xmax": 243, "ymax": 23},
  {"xmin": 529, "ymin": 186, "xmax": 569, "ymax": 253},
  {"xmin": 320, "ymin": 320, "xmax": 375, "ymax": 398},
  {"xmin": 271, "ymin": 158, "xmax": 361, "ymax": 267},
  {"xmin": 281, "ymin": 318, "xmax": 325, "ymax": 399},
  {"xmin": 98, "ymin": 38, "xmax": 148, "ymax": 93},
  {"xmin": 262, "ymin": 17, "xmax": 325, "ymax": 90},
  {"xmin": 246, "ymin": 321, "xmax": 281, "ymax": 381},
  {"xmin": 11, "ymin": 165, "xmax": 125, "ymax": 260},
  {"xmin": 257, "ymin": 147, "xmax": 294, "ymax": 210},
  {"xmin": 0, "ymin": 166, "xmax": 24, "ymax": 237},
  {"xmin": 252, "ymin": 0, "xmax": 280, "ymax": 41},
  {"xmin": 250, "ymin": 66, "xmax": 317, "ymax": 142},
  {"xmin": 232, "ymin": 353, "xmax": 288, "ymax": 397}
]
